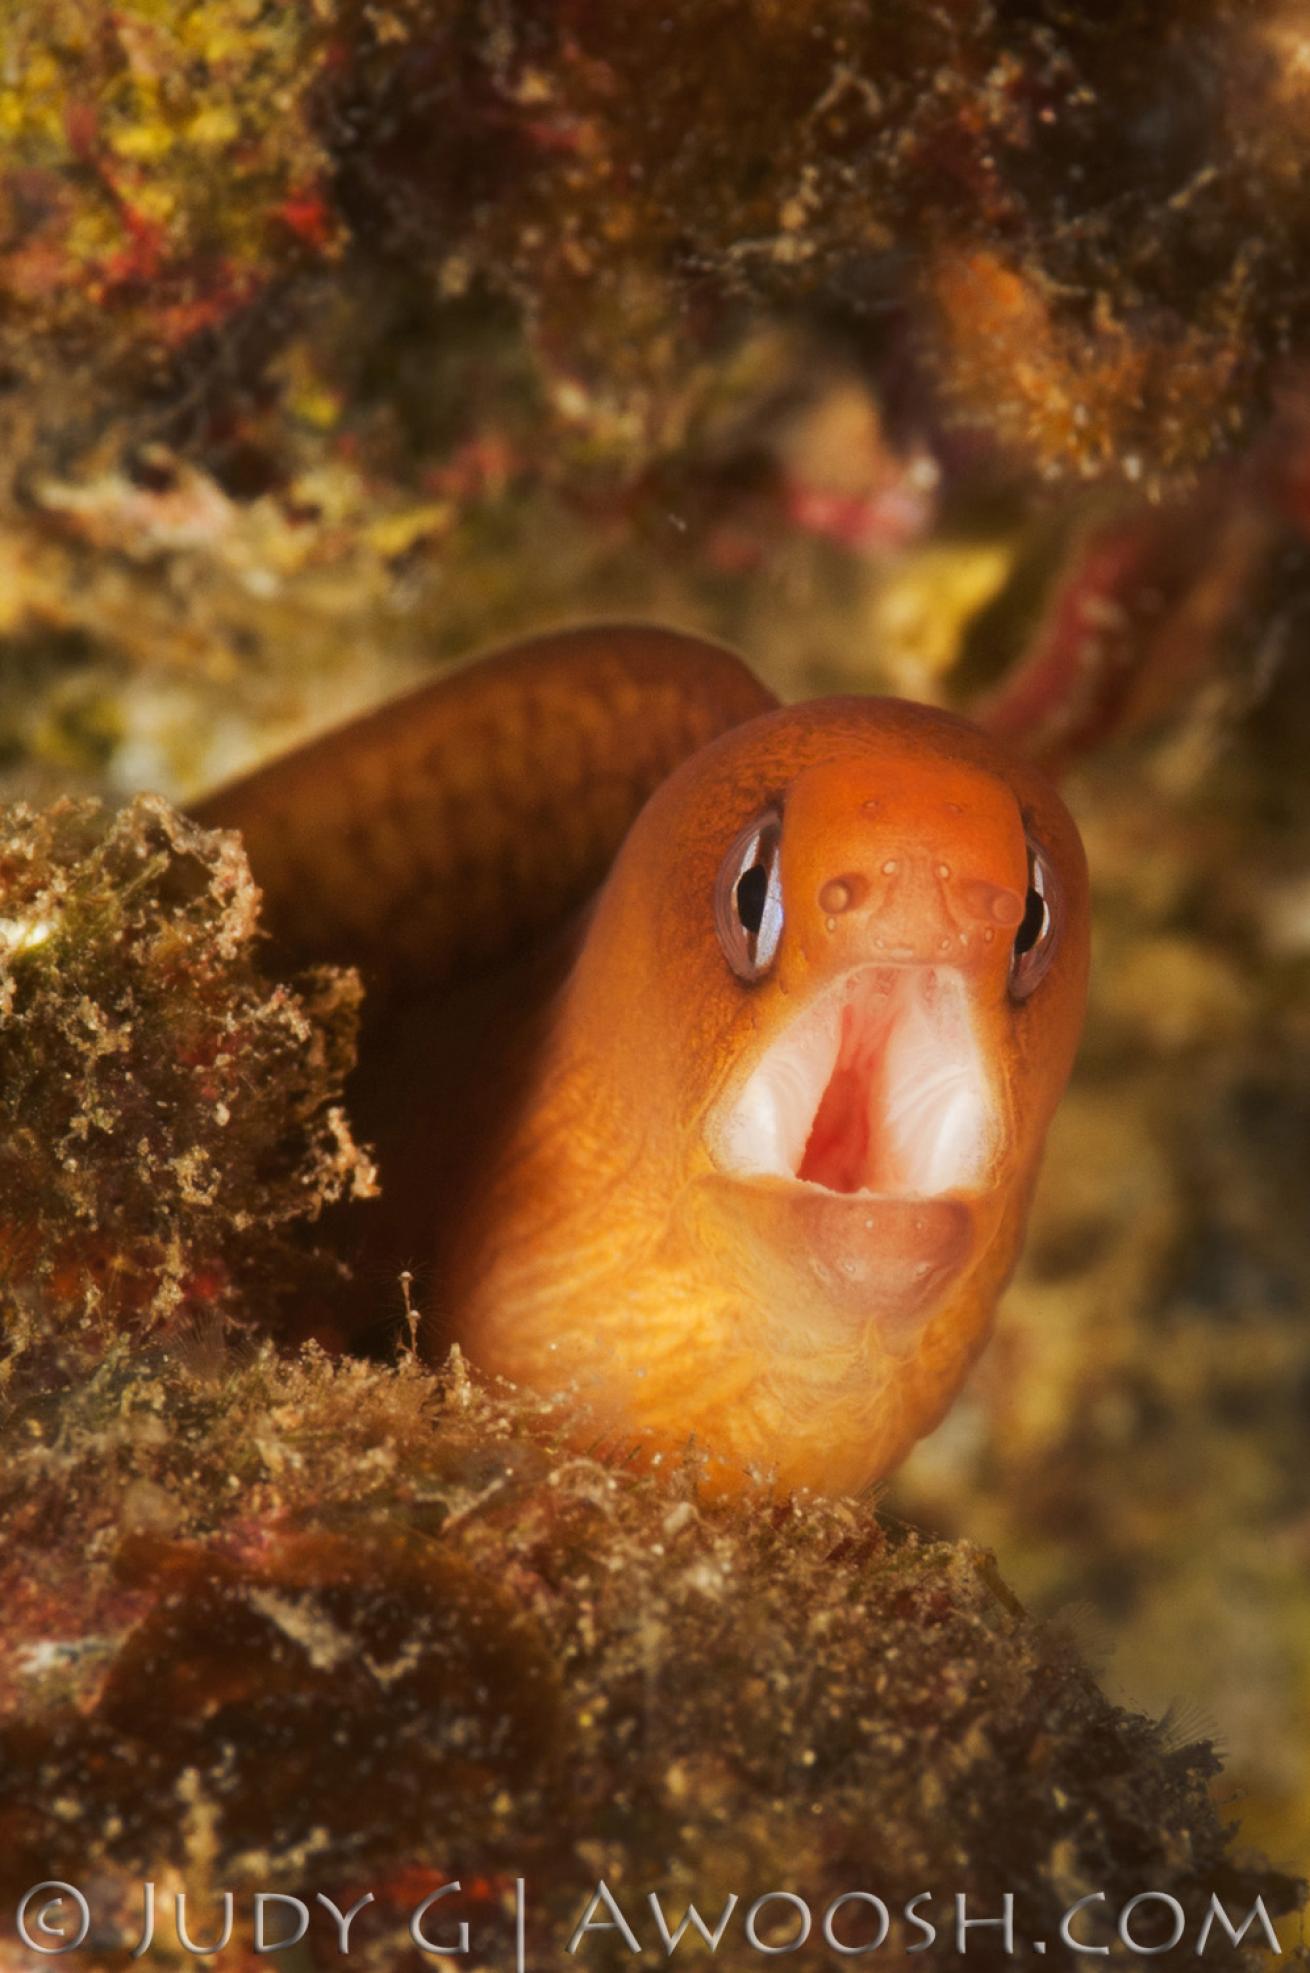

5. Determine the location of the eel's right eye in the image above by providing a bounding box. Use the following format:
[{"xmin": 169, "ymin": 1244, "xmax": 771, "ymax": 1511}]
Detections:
[{"xmin": 714, "ymin": 807, "xmax": 784, "ymax": 982}]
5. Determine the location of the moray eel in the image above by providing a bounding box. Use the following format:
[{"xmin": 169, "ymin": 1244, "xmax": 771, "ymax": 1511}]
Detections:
[{"xmin": 198, "ymin": 624, "xmax": 1089, "ymax": 1494}]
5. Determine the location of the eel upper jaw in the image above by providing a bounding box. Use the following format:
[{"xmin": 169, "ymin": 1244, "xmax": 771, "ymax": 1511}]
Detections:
[{"xmin": 704, "ymin": 961, "xmax": 1000, "ymax": 1348}]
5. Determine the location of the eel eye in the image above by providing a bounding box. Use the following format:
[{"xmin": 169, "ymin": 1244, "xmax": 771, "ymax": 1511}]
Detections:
[
  {"xmin": 1009, "ymin": 836, "xmax": 1059, "ymax": 1000},
  {"xmin": 714, "ymin": 807, "xmax": 784, "ymax": 981}
]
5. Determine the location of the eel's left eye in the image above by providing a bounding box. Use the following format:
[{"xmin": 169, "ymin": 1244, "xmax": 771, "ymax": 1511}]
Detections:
[
  {"xmin": 1009, "ymin": 837, "xmax": 1059, "ymax": 1000},
  {"xmin": 714, "ymin": 807, "xmax": 784, "ymax": 981}
]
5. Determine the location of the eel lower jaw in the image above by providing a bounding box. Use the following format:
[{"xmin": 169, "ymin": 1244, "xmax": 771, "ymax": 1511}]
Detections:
[{"xmin": 705, "ymin": 961, "xmax": 1001, "ymax": 1353}]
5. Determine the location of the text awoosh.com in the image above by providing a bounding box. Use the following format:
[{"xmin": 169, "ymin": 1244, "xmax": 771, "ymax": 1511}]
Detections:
[{"xmin": 12, "ymin": 1875, "xmax": 1289, "ymax": 1960}]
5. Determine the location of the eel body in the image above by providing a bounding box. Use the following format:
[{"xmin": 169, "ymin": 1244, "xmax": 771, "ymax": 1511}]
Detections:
[{"xmin": 198, "ymin": 624, "xmax": 1089, "ymax": 1494}]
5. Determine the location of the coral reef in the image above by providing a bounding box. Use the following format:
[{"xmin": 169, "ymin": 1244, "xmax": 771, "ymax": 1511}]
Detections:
[
  {"xmin": 0, "ymin": 795, "xmax": 373, "ymax": 1391},
  {"xmin": 3, "ymin": 0, "xmax": 1310, "ymax": 807},
  {"xmin": 325, "ymin": 0, "xmax": 1310, "ymax": 490},
  {"xmin": 0, "ymin": 1344, "xmax": 1297, "ymax": 1970},
  {"xmin": 3, "ymin": 0, "xmax": 1310, "ymax": 1950},
  {"xmin": 0, "ymin": 1, "xmax": 336, "ymax": 394},
  {"xmin": 9, "ymin": 0, "xmax": 1310, "ymax": 490}
]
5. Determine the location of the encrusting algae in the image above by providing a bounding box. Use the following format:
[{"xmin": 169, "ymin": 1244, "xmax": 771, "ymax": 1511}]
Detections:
[
  {"xmin": 0, "ymin": 1341, "xmax": 1301, "ymax": 1971},
  {"xmin": 4, "ymin": 0, "xmax": 1310, "ymax": 812},
  {"xmin": 0, "ymin": 795, "xmax": 373, "ymax": 1393},
  {"xmin": 7, "ymin": 1, "xmax": 1310, "ymax": 489}
]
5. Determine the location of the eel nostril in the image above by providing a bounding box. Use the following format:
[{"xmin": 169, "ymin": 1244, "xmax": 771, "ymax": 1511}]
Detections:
[
  {"xmin": 991, "ymin": 891, "xmax": 1025, "ymax": 927},
  {"xmin": 818, "ymin": 873, "xmax": 869, "ymax": 916},
  {"xmin": 961, "ymin": 878, "xmax": 1025, "ymax": 927}
]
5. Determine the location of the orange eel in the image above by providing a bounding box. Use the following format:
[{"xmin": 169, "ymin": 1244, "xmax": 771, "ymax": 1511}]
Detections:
[{"xmin": 198, "ymin": 625, "xmax": 1089, "ymax": 1494}]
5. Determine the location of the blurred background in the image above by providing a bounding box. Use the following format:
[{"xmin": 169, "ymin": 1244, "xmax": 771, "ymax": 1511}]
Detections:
[{"xmin": 3, "ymin": 0, "xmax": 1310, "ymax": 1882}]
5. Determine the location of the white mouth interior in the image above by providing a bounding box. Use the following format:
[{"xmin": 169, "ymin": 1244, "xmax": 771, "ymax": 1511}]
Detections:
[{"xmin": 715, "ymin": 965, "xmax": 993, "ymax": 1197}]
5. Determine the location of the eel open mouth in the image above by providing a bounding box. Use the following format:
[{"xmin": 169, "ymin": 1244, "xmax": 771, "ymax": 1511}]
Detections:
[{"xmin": 714, "ymin": 964, "xmax": 994, "ymax": 1198}]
